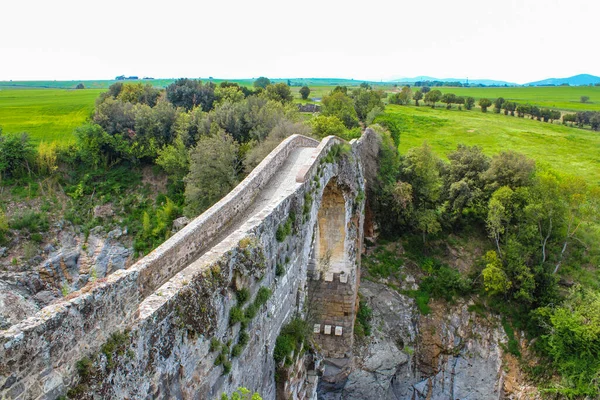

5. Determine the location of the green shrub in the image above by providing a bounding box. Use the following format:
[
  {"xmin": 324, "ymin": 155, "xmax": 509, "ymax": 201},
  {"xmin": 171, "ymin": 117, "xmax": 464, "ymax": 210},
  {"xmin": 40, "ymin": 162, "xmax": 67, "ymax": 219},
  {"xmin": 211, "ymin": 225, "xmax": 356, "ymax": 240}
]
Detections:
[
  {"xmin": 244, "ymin": 304, "xmax": 258, "ymax": 320},
  {"xmin": 222, "ymin": 360, "xmax": 232, "ymax": 375},
  {"xmin": 209, "ymin": 338, "xmax": 221, "ymax": 352},
  {"xmin": 238, "ymin": 331, "xmax": 249, "ymax": 347},
  {"xmin": 236, "ymin": 288, "xmax": 250, "ymax": 304},
  {"xmin": 254, "ymin": 287, "xmax": 272, "ymax": 307},
  {"xmin": 76, "ymin": 357, "xmax": 93, "ymax": 379},
  {"xmin": 273, "ymin": 318, "xmax": 311, "ymax": 364},
  {"xmin": 275, "ymin": 263, "xmax": 285, "ymax": 277},
  {"xmin": 276, "ymin": 215, "xmax": 294, "ymax": 242},
  {"xmin": 355, "ymin": 298, "xmax": 372, "ymax": 337},
  {"xmin": 231, "ymin": 344, "xmax": 243, "ymax": 358},
  {"xmin": 9, "ymin": 211, "xmax": 49, "ymax": 233},
  {"xmin": 229, "ymin": 306, "xmax": 245, "ymax": 326}
]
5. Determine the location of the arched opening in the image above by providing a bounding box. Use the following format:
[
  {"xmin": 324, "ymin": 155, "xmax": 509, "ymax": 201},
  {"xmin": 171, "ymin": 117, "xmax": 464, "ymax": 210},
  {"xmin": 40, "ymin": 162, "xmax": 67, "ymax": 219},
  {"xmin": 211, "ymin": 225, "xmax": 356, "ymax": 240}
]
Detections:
[
  {"xmin": 315, "ymin": 181, "xmax": 347, "ymax": 278},
  {"xmin": 307, "ymin": 179, "xmax": 355, "ymax": 360}
]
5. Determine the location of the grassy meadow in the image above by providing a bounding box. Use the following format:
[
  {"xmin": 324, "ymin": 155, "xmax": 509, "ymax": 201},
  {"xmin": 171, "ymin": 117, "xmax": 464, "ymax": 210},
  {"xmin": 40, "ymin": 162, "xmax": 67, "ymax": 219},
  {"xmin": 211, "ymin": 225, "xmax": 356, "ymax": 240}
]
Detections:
[
  {"xmin": 0, "ymin": 89, "xmax": 102, "ymax": 144},
  {"xmin": 414, "ymin": 86, "xmax": 600, "ymax": 112},
  {"xmin": 381, "ymin": 104, "xmax": 600, "ymax": 184}
]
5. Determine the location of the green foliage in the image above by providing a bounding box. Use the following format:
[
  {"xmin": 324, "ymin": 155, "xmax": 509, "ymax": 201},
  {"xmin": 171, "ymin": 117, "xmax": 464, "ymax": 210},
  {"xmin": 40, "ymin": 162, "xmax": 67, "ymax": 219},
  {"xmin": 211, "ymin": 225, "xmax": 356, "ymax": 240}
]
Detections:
[
  {"xmin": 0, "ymin": 210, "xmax": 9, "ymax": 244},
  {"xmin": 263, "ymin": 83, "xmax": 293, "ymax": 104},
  {"xmin": 210, "ymin": 338, "xmax": 221, "ymax": 352},
  {"xmin": 363, "ymin": 247, "xmax": 403, "ymax": 278},
  {"xmin": 100, "ymin": 331, "xmax": 129, "ymax": 368},
  {"xmin": 253, "ymin": 77, "xmax": 271, "ymax": 89},
  {"xmin": 351, "ymin": 87, "xmax": 384, "ymax": 122},
  {"xmin": 221, "ymin": 387, "xmax": 263, "ymax": 400},
  {"xmin": 299, "ymin": 85, "xmax": 311, "ymax": 100},
  {"xmin": 354, "ymin": 297, "xmax": 372, "ymax": 338},
  {"xmin": 133, "ymin": 197, "xmax": 181, "ymax": 255},
  {"xmin": 419, "ymin": 260, "xmax": 472, "ymax": 302},
  {"xmin": 231, "ymin": 344, "xmax": 243, "ymax": 358},
  {"xmin": 481, "ymin": 251, "xmax": 512, "ymax": 296},
  {"xmin": 273, "ymin": 318, "xmax": 311, "ymax": 365},
  {"xmin": 501, "ymin": 317, "xmax": 521, "ymax": 357},
  {"xmin": 275, "ymin": 263, "xmax": 285, "ymax": 277},
  {"xmin": 254, "ymin": 287, "xmax": 272, "ymax": 307},
  {"xmin": 76, "ymin": 357, "xmax": 93, "ymax": 379},
  {"xmin": 0, "ymin": 131, "xmax": 35, "ymax": 179},
  {"xmin": 166, "ymin": 78, "xmax": 215, "ymax": 111},
  {"xmin": 536, "ymin": 286, "xmax": 600, "ymax": 397},
  {"xmin": 245, "ymin": 303, "xmax": 258, "ymax": 320},
  {"xmin": 9, "ymin": 211, "xmax": 49, "ymax": 233},
  {"xmin": 236, "ymin": 287, "xmax": 250, "ymax": 304},
  {"xmin": 238, "ymin": 331, "xmax": 250, "ymax": 347},
  {"xmin": 184, "ymin": 131, "xmax": 240, "ymax": 217},
  {"xmin": 276, "ymin": 215, "xmax": 294, "ymax": 242},
  {"xmin": 310, "ymin": 115, "xmax": 347, "ymax": 139},
  {"xmin": 321, "ymin": 90, "xmax": 359, "ymax": 128},
  {"xmin": 229, "ymin": 305, "xmax": 245, "ymax": 326}
]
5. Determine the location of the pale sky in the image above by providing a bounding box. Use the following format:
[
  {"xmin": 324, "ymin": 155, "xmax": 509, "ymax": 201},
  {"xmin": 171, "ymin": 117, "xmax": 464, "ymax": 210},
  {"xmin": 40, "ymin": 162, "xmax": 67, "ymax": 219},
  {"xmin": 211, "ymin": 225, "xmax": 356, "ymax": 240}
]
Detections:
[{"xmin": 1, "ymin": 0, "xmax": 598, "ymax": 84}]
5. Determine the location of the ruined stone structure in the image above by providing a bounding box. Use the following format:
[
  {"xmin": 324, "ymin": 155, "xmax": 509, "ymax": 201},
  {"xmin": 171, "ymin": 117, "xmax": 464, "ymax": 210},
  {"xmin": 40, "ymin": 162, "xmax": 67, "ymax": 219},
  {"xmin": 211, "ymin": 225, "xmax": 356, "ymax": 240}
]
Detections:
[{"xmin": 0, "ymin": 131, "xmax": 376, "ymax": 400}]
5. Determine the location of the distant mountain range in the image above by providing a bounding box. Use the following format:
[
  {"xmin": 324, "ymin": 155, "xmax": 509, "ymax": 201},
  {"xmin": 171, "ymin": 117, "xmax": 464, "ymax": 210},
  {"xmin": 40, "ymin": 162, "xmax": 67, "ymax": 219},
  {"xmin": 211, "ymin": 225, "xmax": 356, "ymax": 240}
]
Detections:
[
  {"xmin": 390, "ymin": 74, "xmax": 600, "ymax": 87},
  {"xmin": 525, "ymin": 74, "xmax": 600, "ymax": 86}
]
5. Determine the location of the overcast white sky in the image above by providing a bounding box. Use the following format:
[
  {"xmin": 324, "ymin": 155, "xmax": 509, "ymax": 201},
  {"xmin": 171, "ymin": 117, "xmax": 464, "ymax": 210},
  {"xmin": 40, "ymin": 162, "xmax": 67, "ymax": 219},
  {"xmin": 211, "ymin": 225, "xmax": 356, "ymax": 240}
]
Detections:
[{"xmin": 1, "ymin": 0, "xmax": 598, "ymax": 84}]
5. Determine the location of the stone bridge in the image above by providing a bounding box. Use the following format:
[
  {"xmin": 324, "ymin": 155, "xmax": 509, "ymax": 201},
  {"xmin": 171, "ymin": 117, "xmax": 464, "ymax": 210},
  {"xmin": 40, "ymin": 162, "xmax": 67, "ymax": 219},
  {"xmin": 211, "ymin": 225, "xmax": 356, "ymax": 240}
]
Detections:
[{"xmin": 0, "ymin": 130, "xmax": 378, "ymax": 399}]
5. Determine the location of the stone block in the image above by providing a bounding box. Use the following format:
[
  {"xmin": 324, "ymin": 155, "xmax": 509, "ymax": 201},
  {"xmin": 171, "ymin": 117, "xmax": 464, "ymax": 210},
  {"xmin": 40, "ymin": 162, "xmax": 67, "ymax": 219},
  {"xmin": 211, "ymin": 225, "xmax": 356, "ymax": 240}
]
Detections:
[
  {"xmin": 324, "ymin": 325, "xmax": 332, "ymax": 335},
  {"xmin": 335, "ymin": 326, "xmax": 343, "ymax": 336},
  {"xmin": 339, "ymin": 274, "xmax": 348, "ymax": 283},
  {"xmin": 313, "ymin": 324, "xmax": 321, "ymax": 334},
  {"xmin": 324, "ymin": 272, "xmax": 334, "ymax": 282}
]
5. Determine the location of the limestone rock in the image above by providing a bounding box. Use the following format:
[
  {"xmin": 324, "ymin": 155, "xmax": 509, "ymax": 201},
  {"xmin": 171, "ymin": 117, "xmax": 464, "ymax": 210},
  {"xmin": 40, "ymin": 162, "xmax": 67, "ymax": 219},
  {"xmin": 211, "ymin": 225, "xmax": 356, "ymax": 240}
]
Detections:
[{"xmin": 173, "ymin": 216, "xmax": 190, "ymax": 232}]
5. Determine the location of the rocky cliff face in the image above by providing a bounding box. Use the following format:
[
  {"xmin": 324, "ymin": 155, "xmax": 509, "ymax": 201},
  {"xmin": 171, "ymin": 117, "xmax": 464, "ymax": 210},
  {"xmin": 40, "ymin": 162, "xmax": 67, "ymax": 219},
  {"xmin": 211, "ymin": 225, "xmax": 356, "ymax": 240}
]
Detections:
[
  {"xmin": 318, "ymin": 279, "xmax": 540, "ymax": 400},
  {"xmin": 0, "ymin": 225, "xmax": 132, "ymax": 329}
]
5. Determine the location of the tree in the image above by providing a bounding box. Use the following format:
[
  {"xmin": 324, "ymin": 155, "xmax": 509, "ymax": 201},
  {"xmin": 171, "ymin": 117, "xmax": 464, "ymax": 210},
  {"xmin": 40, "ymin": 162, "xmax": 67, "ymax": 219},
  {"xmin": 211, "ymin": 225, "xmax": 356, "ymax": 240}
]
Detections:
[
  {"xmin": 352, "ymin": 88, "xmax": 384, "ymax": 122},
  {"xmin": 444, "ymin": 144, "xmax": 490, "ymax": 220},
  {"xmin": 299, "ymin": 85, "xmax": 311, "ymax": 100},
  {"xmin": 244, "ymin": 120, "xmax": 310, "ymax": 172},
  {"xmin": 464, "ymin": 97, "xmax": 475, "ymax": 110},
  {"xmin": 484, "ymin": 151, "xmax": 535, "ymax": 191},
  {"xmin": 441, "ymin": 93, "xmax": 456, "ymax": 109},
  {"xmin": 486, "ymin": 186, "xmax": 514, "ymax": 255},
  {"xmin": 537, "ymin": 286, "xmax": 600, "ymax": 397},
  {"xmin": 493, "ymin": 97, "xmax": 505, "ymax": 113},
  {"xmin": 481, "ymin": 250, "xmax": 511, "ymax": 296},
  {"xmin": 398, "ymin": 86, "xmax": 413, "ymax": 105},
  {"xmin": 263, "ymin": 83, "xmax": 293, "ymax": 104},
  {"xmin": 424, "ymin": 89, "xmax": 442, "ymax": 108},
  {"xmin": 413, "ymin": 90, "xmax": 423, "ymax": 106},
  {"xmin": 421, "ymin": 86, "xmax": 431, "ymax": 94},
  {"xmin": 253, "ymin": 77, "xmax": 271, "ymax": 89},
  {"xmin": 75, "ymin": 83, "xmax": 85, "ymax": 89},
  {"xmin": 478, "ymin": 98, "xmax": 492, "ymax": 112},
  {"xmin": 184, "ymin": 131, "xmax": 241, "ymax": 216},
  {"xmin": 0, "ymin": 130, "xmax": 35, "ymax": 180},
  {"xmin": 321, "ymin": 91, "xmax": 359, "ymax": 128},
  {"xmin": 156, "ymin": 135, "xmax": 190, "ymax": 184},
  {"xmin": 580, "ymin": 95, "xmax": 590, "ymax": 103},
  {"xmin": 455, "ymin": 96, "xmax": 465, "ymax": 110},
  {"xmin": 166, "ymin": 78, "xmax": 215, "ymax": 111}
]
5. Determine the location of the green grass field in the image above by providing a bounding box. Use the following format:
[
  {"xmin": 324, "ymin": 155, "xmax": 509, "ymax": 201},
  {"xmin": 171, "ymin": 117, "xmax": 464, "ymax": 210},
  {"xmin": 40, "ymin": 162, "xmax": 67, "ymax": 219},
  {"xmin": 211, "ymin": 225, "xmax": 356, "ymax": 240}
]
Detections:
[
  {"xmin": 382, "ymin": 104, "xmax": 600, "ymax": 185},
  {"xmin": 0, "ymin": 89, "xmax": 102, "ymax": 144}
]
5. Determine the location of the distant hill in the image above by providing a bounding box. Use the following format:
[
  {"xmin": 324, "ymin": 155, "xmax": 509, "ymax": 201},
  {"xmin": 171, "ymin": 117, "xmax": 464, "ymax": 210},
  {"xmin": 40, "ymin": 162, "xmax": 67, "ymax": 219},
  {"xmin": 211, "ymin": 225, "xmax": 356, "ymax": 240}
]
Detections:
[
  {"xmin": 526, "ymin": 74, "xmax": 600, "ymax": 86},
  {"xmin": 391, "ymin": 76, "xmax": 517, "ymax": 86}
]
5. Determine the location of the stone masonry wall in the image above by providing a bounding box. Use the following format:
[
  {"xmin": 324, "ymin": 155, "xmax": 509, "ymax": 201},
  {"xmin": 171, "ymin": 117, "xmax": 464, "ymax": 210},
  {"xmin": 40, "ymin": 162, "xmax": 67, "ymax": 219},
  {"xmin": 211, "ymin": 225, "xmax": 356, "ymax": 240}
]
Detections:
[{"xmin": 0, "ymin": 130, "xmax": 374, "ymax": 400}]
